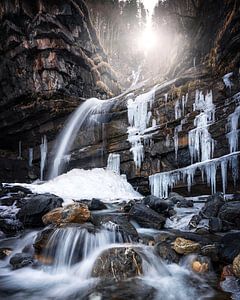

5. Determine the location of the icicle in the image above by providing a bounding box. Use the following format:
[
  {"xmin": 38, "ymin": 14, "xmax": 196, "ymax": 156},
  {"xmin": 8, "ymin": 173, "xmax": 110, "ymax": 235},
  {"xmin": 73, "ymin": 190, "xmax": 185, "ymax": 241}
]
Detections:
[
  {"xmin": 107, "ymin": 153, "xmax": 120, "ymax": 174},
  {"xmin": 149, "ymin": 152, "xmax": 240, "ymax": 198},
  {"xmin": 223, "ymin": 72, "xmax": 233, "ymax": 90},
  {"xmin": 164, "ymin": 93, "xmax": 168, "ymax": 103},
  {"xmin": 165, "ymin": 134, "xmax": 170, "ymax": 147},
  {"xmin": 28, "ymin": 148, "xmax": 33, "ymax": 167},
  {"xmin": 193, "ymin": 57, "xmax": 196, "ymax": 68},
  {"xmin": 189, "ymin": 90, "xmax": 215, "ymax": 163},
  {"xmin": 174, "ymin": 99, "xmax": 181, "ymax": 120},
  {"xmin": 174, "ymin": 124, "xmax": 182, "ymax": 160},
  {"xmin": 127, "ymin": 86, "xmax": 157, "ymax": 168},
  {"xmin": 40, "ymin": 135, "xmax": 47, "ymax": 181},
  {"xmin": 18, "ymin": 141, "xmax": 22, "ymax": 159},
  {"xmin": 220, "ymin": 159, "xmax": 228, "ymax": 194}
]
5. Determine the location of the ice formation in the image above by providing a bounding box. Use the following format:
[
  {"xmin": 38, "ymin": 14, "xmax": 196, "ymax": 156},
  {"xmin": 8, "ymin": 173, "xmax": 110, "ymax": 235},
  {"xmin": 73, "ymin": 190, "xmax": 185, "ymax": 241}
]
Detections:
[
  {"xmin": 174, "ymin": 94, "xmax": 188, "ymax": 120},
  {"xmin": 149, "ymin": 151, "xmax": 239, "ymax": 198},
  {"xmin": 40, "ymin": 135, "xmax": 47, "ymax": 181},
  {"xmin": 226, "ymin": 105, "xmax": 240, "ymax": 153},
  {"xmin": 174, "ymin": 118, "xmax": 186, "ymax": 160},
  {"xmin": 189, "ymin": 90, "xmax": 215, "ymax": 163},
  {"xmin": 18, "ymin": 141, "xmax": 22, "ymax": 159},
  {"xmin": 107, "ymin": 153, "xmax": 120, "ymax": 174},
  {"xmin": 127, "ymin": 86, "xmax": 157, "ymax": 168},
  {"xmin": 28, "ymin": 148, "xmax": 33, "ymax": 167},
  {"xmin": 223, "ymin": 72, "xmax": 233, "ymax": 90},
  {"xmin": 23, "ymin": 168, "xmax": 142, "ymax": 203}
]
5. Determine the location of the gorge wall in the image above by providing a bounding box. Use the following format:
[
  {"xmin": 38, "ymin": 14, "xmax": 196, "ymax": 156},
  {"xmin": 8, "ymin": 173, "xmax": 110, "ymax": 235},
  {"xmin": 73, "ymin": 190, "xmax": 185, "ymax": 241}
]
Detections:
[{"xmin": 0, "ymin": 0, "xmax": 120, "ymax": 181}]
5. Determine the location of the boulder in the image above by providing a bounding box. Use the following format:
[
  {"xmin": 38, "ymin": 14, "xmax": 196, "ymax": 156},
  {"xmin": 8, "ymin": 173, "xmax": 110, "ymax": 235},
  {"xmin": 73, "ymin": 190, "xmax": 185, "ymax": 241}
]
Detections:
[
  {"xmin": 0, "ymin": 247, "xmax": 12, "ymax": 259},
  {"xmin": 220, "ymin": 265, "xmax": 235, "ymax": 281},
  {"xmin": 87, "ymin": 278, "xmax": 156, "ymax": 300},
  {"xmin": 173, "ymin": 237, "xmax": 200, "ymax": 255},
  {"xmin": 200, "ymin": 244, "xmax": 219, "ymax": 262},
  {"xmin": 129, "ymin": 204, "xmax": 166, "ymax": 230},
  {"xmin": 88, "ymin": 199, "xmax": 107, "ymax": 211},
  {"xmin": 209, "ymin": 217, "xmax": 223, "ymax": 232},
  {"xmin": 143, "ymin": 195, "xmax": 174, "ymax": 214},
  {"xmin": 200, "ymin": 193, "xmax": 225, "ymax": 218},
  {"xmin": 17, "ymin": 193, "xmax": 63, "ymax": 227},
  {"xmin": 42, "ymin": 203, "xmax": 90, "ymax": 225},
  {"xmin": 168, "ymin": 192, "xmax": 193, "ymax": 207},
  {"xmin": 233, "ymin": 254, "xmax": 240, "ymax": 278},
  {"xmin": 9, "ymin": 253, "xmax": 35, "ymax": 269},
  {"xmin": 219, "ymin": 232, "xmax": 240, "ymax": 263},
  {"xmin": 218, "ymin": 202, "xmax": 240, "ymax": 229},
  {"xmin": 154, "ymin": 241, "xmax": 180, "ymax": 263},
  {"xmin": 91, "ymin": 213, "xmax": 139, "ymax": 242},
  {"xmin": 0, "ymin": 216, "xmax": 23, "ymax": 235},
  {"xmin": 92, "ymin": 247, "xmax": 142, "ymax": 281},
  {"xmin": 192, "ymin": 261, "xmax": 209, "ymax": 273}
]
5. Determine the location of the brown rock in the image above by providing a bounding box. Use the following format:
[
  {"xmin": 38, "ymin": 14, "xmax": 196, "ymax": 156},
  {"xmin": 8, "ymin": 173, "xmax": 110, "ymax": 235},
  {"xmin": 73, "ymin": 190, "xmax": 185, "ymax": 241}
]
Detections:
[
  {"xmin": 233, "ymin": 253, "xmax": 240, "ymax": 278},
  {"xmin": 42, "ymin": 203, "xmax": 90, "ymax": 225},
  {"xmin": 192, "ymin": 261, "xmax": 209, "ymax": 273},
  {"xmin": 173, "ymin": 237, "xmax": 200, "ymax": 255}
]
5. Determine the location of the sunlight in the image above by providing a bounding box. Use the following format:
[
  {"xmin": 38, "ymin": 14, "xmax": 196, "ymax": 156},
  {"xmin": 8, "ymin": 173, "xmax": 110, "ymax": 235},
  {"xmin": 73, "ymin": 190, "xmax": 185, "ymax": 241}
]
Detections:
[{"xmin": 137, "ymin": 27, "xmax": 158, "ymax": 52}]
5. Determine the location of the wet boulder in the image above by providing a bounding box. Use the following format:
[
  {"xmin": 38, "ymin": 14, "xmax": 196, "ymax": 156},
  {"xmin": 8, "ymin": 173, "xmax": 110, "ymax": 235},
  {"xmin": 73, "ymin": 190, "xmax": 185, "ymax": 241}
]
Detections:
[
  {"xmin": 173, "ymin": 237, "xmax": 200, "ymax": 255},
  {"xmin": 0, "ymin": 247, "xmax": 12, "ymax": 259},
  {"xmin": 88, "ymin": 198, "xmax": 107, "ymax": 211},
  {"xmin": 218, "ymin": 202, "xmax": 240, "ymax": 229},
  {"xmin": 0, "ymin": 205, "xmax": 23, "ymax": 234},
  {"xmin": 200, "ymin": 193, "xmax": 225, "ymax": 218},
  {"xmin": 10, "ymin": 252, "xmax": 35, "ymax": 269},
  {"xmin": 219, "ymin": 232, "xmax": 240, "ymax": 263},
  {"xmin": 129, "ymin": 204, "xmax": 166, "ymax": 230},
  {"xmin": 87, "ymin": 278, "xmax": 156, "ymax": 300},
  {"xmin": 2, "ymin": 185, "xmax": 32, "ymax": 196},
  {"xmin": 209, "ymin": 217, "xmax": 223, "ymax": 232},
  {"xmin": 91, "ymin": 213, "xmax": 139, "ymax": 242},
  {"xmin": 168, "ymin": 192, "xmax": 193, "ymax": 208},
  {"xmin": 143, "ymin": 195, "xmax": 174, "ymax": 215},
  {"xmin": 42, "ymin": 203, "xmax": 90, "ymax": 225},
  {"xmin": 17, "ymin": 193, "xmax": 63, "ymax": 227},
  {"xmin": 154, "ymin": 241, "xmax": 180, "ymax": 263},
  {"xmin": 92, "ymin": 247, "xmax": 143, "ymax": 281}
]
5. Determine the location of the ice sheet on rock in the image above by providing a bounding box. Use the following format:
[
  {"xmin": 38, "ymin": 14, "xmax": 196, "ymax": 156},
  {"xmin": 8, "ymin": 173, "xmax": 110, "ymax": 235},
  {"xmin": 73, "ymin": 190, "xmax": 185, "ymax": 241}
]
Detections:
[
  {"xmin": 107, "ymin": 153, "xmax": 120, "ymax": 174},
  {"xmin": 23, "ymin": 168, "xmax": 142, "ymax": 203},
  {"xmin": 223, "ymin": 72, "xmax": 233, "ymax": 90},
  {"xmin": 227, "ymin": 105, "xmax": 240, "ymax": 153},
  {"xmin": 127, "ymin": 86, "xmax": 157, "ymax": 168},
  {"xmin": 150, "ymin": 152, "xmax": 240, "ymax": 198}
]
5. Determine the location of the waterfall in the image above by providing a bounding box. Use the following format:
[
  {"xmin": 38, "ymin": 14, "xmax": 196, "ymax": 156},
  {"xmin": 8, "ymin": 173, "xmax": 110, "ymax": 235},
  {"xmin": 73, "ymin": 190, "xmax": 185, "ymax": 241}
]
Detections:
[
  {"xmin": 49, "ymin": 98, "xmax": 106, "ymax": 179},
  {"xmin": 43, "ymin": 225, "xmax": 129, "ymax": 273},
  {"xmin": 40, "ymin": 135, "xmax": 47, "ymax": 181}
]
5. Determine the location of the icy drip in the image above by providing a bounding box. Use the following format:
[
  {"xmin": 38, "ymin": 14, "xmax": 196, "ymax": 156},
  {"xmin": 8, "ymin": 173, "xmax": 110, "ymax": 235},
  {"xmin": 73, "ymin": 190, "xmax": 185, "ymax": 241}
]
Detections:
[
  {"xmin": 226, "ymin": 105, "xmax": 240, "ymax": 153},
  {"xmin": 44, "ymin": 225, "xmax": 129, "ymax": 272},
  {"xmin": 28, "ymin": 148, "xmax": 33, "ymax": 167},
  {"xmin": 40, "ymin": 135, "xmax": 47, "ymax": 181},
  {"xmin": 189, "ymin": 90, "xmax": 215, "ymax": 163},
  {"xmin": 18, "ymin": 141, "xmax": 22, "ymax": 159},
  {"xmin": 127, "ymin": 86, "xmax": 157, "ymax": 168},
  {"xmin": 149, "ymin": 151, "xmax": 239, "ymax": 198},
  {"xmin": 174, "ymin": 94, "xmax": 188, "ymax": 120},
  {"xmin": 49, "ymin": 98, "xmax": 107, "ymax": 179},
  {"xmin": 107, "ymin": 153, "xmax": 120, "ymax": 174},
  {"xmin": 223, "ymin": 72, "xmax": 233, "ymax": 90}
]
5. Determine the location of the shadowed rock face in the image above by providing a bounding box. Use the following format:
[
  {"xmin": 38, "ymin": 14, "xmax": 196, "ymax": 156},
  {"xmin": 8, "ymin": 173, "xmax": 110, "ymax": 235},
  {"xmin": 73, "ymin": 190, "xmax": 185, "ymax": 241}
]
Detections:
[{"xmin": 0, "ymin": 0, "xmax": 120, "ymax": 181}]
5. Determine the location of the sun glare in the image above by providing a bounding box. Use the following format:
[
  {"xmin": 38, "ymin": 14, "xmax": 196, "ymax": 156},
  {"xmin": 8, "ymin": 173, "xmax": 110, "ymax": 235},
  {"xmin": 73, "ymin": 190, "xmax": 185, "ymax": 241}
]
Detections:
[{"xmin": 137, "ymin": 28, "xmax": 158, "ymax": 52}]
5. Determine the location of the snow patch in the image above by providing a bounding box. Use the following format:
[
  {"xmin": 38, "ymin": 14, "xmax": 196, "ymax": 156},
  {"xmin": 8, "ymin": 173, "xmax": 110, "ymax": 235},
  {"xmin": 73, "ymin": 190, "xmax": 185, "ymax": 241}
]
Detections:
[{"xmin": 22, "ymin": 168, "xmax": 142, "ymax": 203}]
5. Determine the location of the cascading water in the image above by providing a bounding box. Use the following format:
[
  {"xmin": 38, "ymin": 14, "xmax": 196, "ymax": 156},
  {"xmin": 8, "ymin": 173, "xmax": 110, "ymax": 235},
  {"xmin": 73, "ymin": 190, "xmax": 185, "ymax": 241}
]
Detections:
[{"xmin": 49, "ymin": 98, "xmax": 106, "ymax": 179}]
